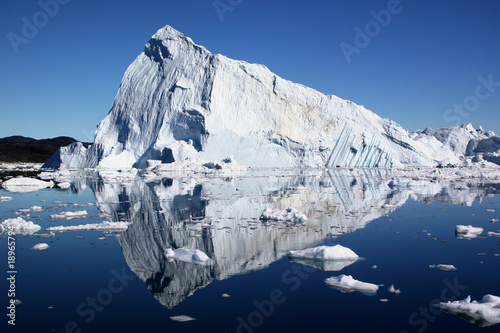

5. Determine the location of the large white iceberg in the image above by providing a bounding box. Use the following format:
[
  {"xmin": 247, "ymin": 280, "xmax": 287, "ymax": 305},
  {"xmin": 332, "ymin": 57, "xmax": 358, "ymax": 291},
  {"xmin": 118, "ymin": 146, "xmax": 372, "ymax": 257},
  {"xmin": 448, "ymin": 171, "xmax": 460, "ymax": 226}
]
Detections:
[
  {"xmin": 260, "ymin": 208, "xmax": 307, "ymax": 222},
  {"xmin": 438, "ymin": 295, "xmax": 500, "ymax": 327},
  {"xmin": 2, "ymin": 177, "xmax": 54, "ymax": 193},
  {"xmin": 0, "ymin": 217, "xmax": 41, "ymax": 235},
  {"xmin": 46, "ymin": 221, "xmax": 131, "ymax": 232},
  {"xmin": 288, "ymin": 245, "xmax": 358, "ymax": 260},
  {"xmin": 164, "ymin": 248, "xmax": 210, "ymax": 264},
  {"xmin": 44, "ymin": 25, "xmax": 473, "ymax": 171},
  {"xmin": 325, "ymin": 274, "xmax": 378, "ymax": 294}
]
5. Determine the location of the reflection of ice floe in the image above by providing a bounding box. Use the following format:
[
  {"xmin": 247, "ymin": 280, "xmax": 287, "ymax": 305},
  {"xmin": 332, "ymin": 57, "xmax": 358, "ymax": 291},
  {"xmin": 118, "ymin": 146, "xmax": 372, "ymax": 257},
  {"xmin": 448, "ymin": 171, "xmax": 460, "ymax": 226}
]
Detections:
[
  {"xmin": 46, "ymin": 221, "xmax": 131, "ymax": 232},
  {"xmin": 288, "ymin": 245, "xmax": 358, "ymax": 260},
  {"xmin": 260, "ymin": 208, "xmax": 307, "ymax": 222},
  {"xmin": 0, "ymin": 217, "xmax": 41, "ymax": 234},
  {"xmin": 289, "ymin": 258, "xmax": 357, "ymax": 272},
  {"xmin": 455, "ymin": 225, "xmax": 484, "ymax": 239},
  {"xmin": 438, "ymin": 294, "xmax": 500, "ymax": 327},
  {"xmin": 2, "ymin": 177, "xmax": 54, "ymax": 193},
  {"xmin": 325, "ymin": 275, "xmax": 378, "ymax": 294},
  {"xmin": 165, "ymin": 248, "xmax": 211, "ymax": 265}
]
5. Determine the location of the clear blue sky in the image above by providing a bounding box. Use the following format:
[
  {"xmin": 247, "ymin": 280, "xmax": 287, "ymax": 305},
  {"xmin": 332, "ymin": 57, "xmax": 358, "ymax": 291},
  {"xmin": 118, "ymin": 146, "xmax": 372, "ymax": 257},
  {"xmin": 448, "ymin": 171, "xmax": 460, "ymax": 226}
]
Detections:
[{"xmin": 1, "ymin": 0, "xmax": 499, "ymax": 141}]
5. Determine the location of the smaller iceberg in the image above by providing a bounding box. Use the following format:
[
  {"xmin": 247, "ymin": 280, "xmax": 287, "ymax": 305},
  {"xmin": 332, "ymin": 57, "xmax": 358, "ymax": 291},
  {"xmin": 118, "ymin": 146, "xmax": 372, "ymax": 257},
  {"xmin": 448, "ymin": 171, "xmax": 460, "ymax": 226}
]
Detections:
[
  {"xmin": 46, "ymin": 221, "xmax": 131, "ymax": 232},
  {"xmin": 0, "ymin": 217, "xmax": 41, "ymax": 235},
  {"xmin": 325, "ymin": 274, "xmax": 378, "ymax": 294},
  {"xmin": 2, "ymin": 177, "xmax": 54, "ymax": 193},
  {"xmin": 288, "ymin": 245, "xmax": 358, "ymax": 271},
  {"xmin": 429, "ymin": 264, "xmax": 457, "ymax": 271},
  {"xmin": 260, "ymin": 208, "xmax": 307, "ymax": 222},
  {"xmin": 438, "ymin": 294, "xmax": 500, "ymax": 327},
  {"xmin": 164, "ymin": 248, "xmax": 211, "ymax": 265},
  {"xmin": 455, "ymin": 225, "xmax": 484, "ymax": 239},
  {"xmin": 32, "ymin": 243, "xmax": 49, "ymax": 250}
]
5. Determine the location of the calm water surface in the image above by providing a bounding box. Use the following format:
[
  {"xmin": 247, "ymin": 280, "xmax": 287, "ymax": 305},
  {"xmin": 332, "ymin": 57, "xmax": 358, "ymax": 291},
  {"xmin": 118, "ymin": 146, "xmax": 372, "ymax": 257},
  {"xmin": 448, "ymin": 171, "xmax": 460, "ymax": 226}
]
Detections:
[{"xmin": 1, "ymin": 170, "xmax": 499, "ymax": 333}]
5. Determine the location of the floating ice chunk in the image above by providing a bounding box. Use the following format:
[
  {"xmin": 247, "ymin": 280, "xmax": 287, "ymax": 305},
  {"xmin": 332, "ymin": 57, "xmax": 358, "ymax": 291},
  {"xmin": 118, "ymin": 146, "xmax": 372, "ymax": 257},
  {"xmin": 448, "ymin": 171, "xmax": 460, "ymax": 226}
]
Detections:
[
  {"xmin": 50, "ymin": 210, "xmax": 88, "ymax": 220},
  {"xmin": 46, "ymin": 221, "xmax": 131, "ymax": 232},
  {"xmin": 164, "ymin": 248, "xmax": 210, "ymax": 264},
  {"xmin": 325, "ymin": 274, "xmax": 378, "ymax": 294},
  {"xmin": 170, "ymin": 315, "xmax": 196, "ymax": 322},
  {"xmin": 0, "ymin": 196, "xmax": 13, "ymax": 201},
  {"xmin": 260, "ymin": 208, "xmax": 307, "ymax": 222},
  {"xmin": 438, "ymin": 295, "xmax": 500, "ymax": 327},
  {"xmin": 2, "ymin": 177, "xmax": 54, "ymax": 193},
  {"xmin": 388, "ymin": 284, "xmax": 401, "ymax": 294},
  {"xmin": 455, "ymin": 225, "xmax": 484, "ymax": 239},
  {"xmin": 487, "ymin": 231, "xmax": 500, "ymax": 237},
  {"xmin": 0, "ymin": 217, "xmax": 41, "ymax": 235},
  {"xmin": 32, "ymin": 243, "xmax": 49, "ymax": 250},
  {"xmin": 222, "ymin": 293, "xmax": 231, "ymax": 298},
  {"xmin": 429, "ymin": 264, "xmax": 457, "ymax": 271},
  {"xmin": 289, "ymin": 245, "xmax": 358, "ymax": 260}
]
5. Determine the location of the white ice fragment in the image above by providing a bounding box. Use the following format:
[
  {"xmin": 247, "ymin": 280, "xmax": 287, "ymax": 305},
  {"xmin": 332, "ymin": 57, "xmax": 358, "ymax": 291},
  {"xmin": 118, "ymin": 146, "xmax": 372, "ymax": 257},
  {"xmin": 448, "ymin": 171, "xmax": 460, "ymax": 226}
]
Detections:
[
  {"xmin": 222, "ymin": 293, "xmax": 231, "ymax": 298},
  {"xmin": 325, "ymin": 274, "xmax": 378, "ymax": 294},
  {"xmin": 0, "ymin": 196, "xmax": 13, "ymax": 201},
  {"xmin": 438, "ymin": 294, "xmax": 500, "ymax": 326},
  {"xmin": 388, "ymin": 284, "xmax": 401, "ymax": 294},
  {"xmin": 0, "ymin": 217, "xmax": 41, "ymax": 235},
  {"xmin": 455, "ymin": 225, "xmax": 484, "ymax": 239},
  {"xmin": 164, "ymin": 248, "xmax": 210, "ymax": 264},
  {"xmin": 170, "ymin": 315, "xmax": 196, "ymax": 322},
  {"xmin": 288, "ymin": 245, "xmax": 358, "ymax": 260},
  {"xmin": 32, "ymin": 243, "xmax": 49, "ymax": 250},
  {"xmin": 260, "ymin": 208, "xmax": 307, "ymax": 222},
  {"xmin": 487, "ymin": 231, "xmax": 500, "ymax": 237},
  {"xmin": 46, "ymin": 221, "xmax": 131, "ymax": 232},
  {"xmin": 429, "ymin": 264, "xmax": 457, "ymax": 271},
  {"xmin": 50, "ymin": 210, "xmax": 88, "ymax": 220},
  {"xmin": 2, "ymin": 177, "xmax": 54, "ymax": 193}
]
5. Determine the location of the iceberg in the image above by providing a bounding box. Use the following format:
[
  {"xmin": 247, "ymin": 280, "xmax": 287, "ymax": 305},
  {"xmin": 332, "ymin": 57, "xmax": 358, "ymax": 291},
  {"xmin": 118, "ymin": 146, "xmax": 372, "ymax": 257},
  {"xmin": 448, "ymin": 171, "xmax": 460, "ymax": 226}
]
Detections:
[
  {"xmin": 45, "ymin": 25, "xmax": 480, "ymax": 171},
  {"xmin": 260, "ymin": 208, "xmax": 307, "ymax": 222},
  {"xmin": 0, "ymin": 196, "xmax": 13, "ymax": 201},
  {"xmin": 429, "ymin": 264, "xmax": 457, "ymax": 271},
  {"xmin": 170, "ymin": 315, "xmax": 196, "ymax": 322},
  {"xmin": 438, "ymin": 295, "xmax": 500, "ymax": 327},
  {"xmin": 0, "ymin": 217, "xmax": 41, "ymax": 235},
  {"xmin": 2, "ymin": 177, "xmax": 54, "ymax": 193},
  {"xmin": 164, "ymin": 248, "xmax": 211, "ymax": 264},
  {"xmin": 46, "ymin": 221, "xmax": 131, "ymax": 232},
  {"xmin": 455, "ymin": 225, "xmax": 484, "ymax": 239},
  {"xmin": 288, "ymin": 245, "xmax": 358, "ymax": 260},
  {"xmin": 50, "ymin": 210, "xmax": 88, "ymax": 220},
  {"xmin": 325, "ymin": 274, "xmax": 378, "ymax": 294},
  {"xmin": 32, "ymin": 243, "xmax": 49, "ymax": 250}
]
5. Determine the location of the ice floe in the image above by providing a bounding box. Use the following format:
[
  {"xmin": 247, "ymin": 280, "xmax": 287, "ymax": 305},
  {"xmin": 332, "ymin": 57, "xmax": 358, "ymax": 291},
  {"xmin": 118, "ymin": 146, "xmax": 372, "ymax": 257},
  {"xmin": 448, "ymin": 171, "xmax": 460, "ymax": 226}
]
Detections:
[
  {"xmin": 0, "ymin": 196, "xmax": 13, "ymax": 201},
  {"xmin": 2, "ymin": 177, "xmax": 54, "ymax": 193},
  {"xmin": 438, "ymin": 294, "xmax": 500, "ymax": 327},
  {"xmin": 0, "ymin": 217, "xmax": 41, "ymax": 234},
  {"xmin": 325, "ymin": 274, "xmax": 378, "ymax": 294},
  {"xmin": 455, "ymin": 225, "xmax": 484, "ymax": 239},
  {"xmin": 429, "ymin": 264, "xmax": 457, "ymax": 271},
  {"xmin": 260, "ymin": 208, "xmax": 307, "ymax": 222},
  {"xmin": 32, "ymin": 243, "xmax": 49, "ymax": 250},
  {"xmin": 46, "ymin": 221, "xmax": 131, "ymax": 232},
  {"xmin": 388, "ymin": 284, "xmax": 401, "ymax": 294},
  {"xmin": 164, "ymin": 248, "xmax": 211, "ymax": 264},
  {"xmin": 170, "ymin": 315, "xmax": 196, "ymax": 322},
  {"xmin": 288, "ymin": 245, "xmax": 358, "ymax": 260},
  {"xmin": 50, "ymin": 210, "xmax": 88, "ymax": 220},
  {"xmin": 487, "ymin": 231, "xmax": 500, "ymax": 237}
]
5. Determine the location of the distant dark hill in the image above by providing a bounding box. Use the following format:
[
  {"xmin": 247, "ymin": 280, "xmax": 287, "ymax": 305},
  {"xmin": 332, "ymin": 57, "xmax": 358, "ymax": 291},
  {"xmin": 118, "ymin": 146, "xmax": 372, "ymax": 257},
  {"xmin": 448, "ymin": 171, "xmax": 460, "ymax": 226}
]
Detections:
[{"xmin": 0, "ymin": 136, "xmax": 92, "ymax": 163}]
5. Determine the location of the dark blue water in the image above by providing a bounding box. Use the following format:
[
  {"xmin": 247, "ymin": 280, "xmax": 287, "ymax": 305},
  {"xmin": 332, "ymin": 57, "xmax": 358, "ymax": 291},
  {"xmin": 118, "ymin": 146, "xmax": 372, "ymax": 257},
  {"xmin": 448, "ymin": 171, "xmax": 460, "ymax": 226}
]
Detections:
[{"xmin": 1, "ymin": 173, "xmax": 499, "ymax": 333}]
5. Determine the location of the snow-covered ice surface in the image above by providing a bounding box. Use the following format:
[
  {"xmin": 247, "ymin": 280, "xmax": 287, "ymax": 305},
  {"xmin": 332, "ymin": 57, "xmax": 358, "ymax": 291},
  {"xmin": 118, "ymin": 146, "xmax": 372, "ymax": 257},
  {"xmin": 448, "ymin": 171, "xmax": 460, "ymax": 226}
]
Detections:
[
  {"xmin": 2, "ymin": 177, "xmax": 53, "ymax": 193},
  {"xmin": 438, "ymin": 295, "xmax": 500, "ymax": 327},
  {"xmin": 46, "ymin": 221, "xmax": 131, "ymax": 232},
  {"xmin": 288, "ymin": 245, "xmax": 358, "ymax": 260},
  {"xmin": 260, "ymin": 208, "xmax": 307, "ymax": 222},
  {"xmin": 164, "ymin": 248, "xmax": 211, "ymax": 264},
  {"xmin": 0, "ymin": 196, "xmax": 12, "ymax": 201},
  {"xmin": 455, "ymin": 225, "xmax": 484, "ymax": 239},
  {"xmin": 50, "ymin": 210, "xmax": 88, "ymax": 220},
  {"xmin": 429, "ymin": 264, "xmax": 457, "ymax": 271},
  {"xmin": 0, "ymin": 217, "xmax": 41, "ymax": 234},
  {"xmin": 325, "ymin": 274, "xmax": 379, "ymax": 294}
]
